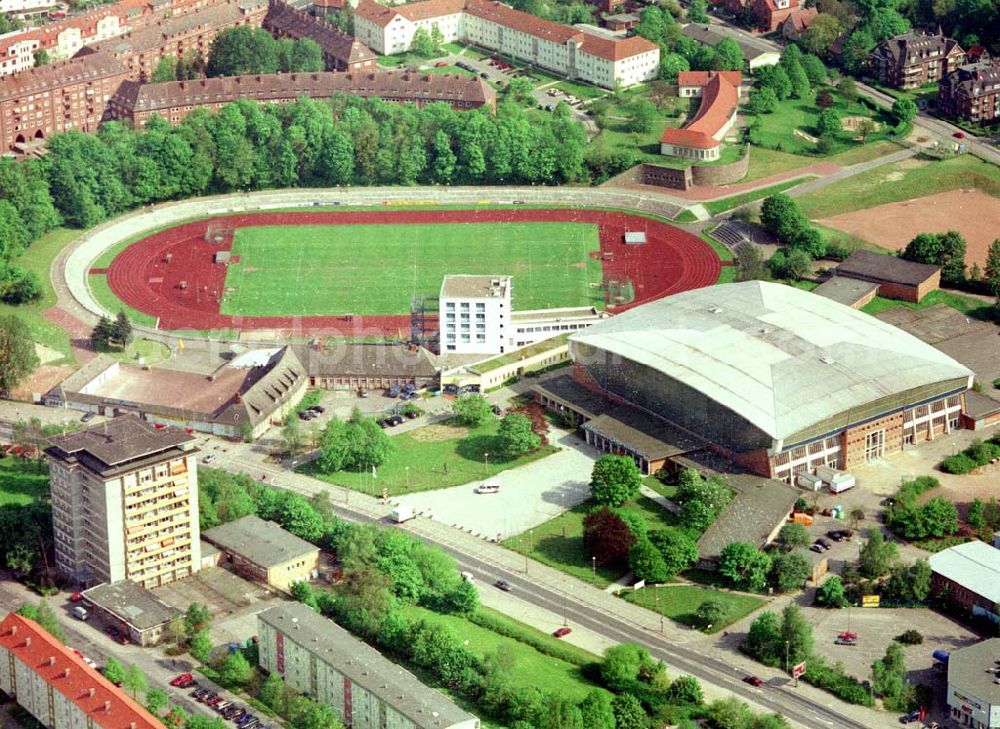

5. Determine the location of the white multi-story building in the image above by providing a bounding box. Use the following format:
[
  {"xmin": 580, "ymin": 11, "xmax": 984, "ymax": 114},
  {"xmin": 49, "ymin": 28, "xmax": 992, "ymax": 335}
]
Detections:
[
  {"xmin": 45, "ymin": 415, "xmax": 201, "ymax": 589},
  {"xmin": 354, "ymin": 0, "xmax": 659, "ymax": 89},
  {"xmin": 0, "ymin": 612, "xmax": 166, "ymax": 729},
  {"xmin": 440, "ymin": 274, "xmax": 510, "ymax": 354},
  {"xmin": 258, "ymin": 602, "xmax": 479, "ymax": 729}
]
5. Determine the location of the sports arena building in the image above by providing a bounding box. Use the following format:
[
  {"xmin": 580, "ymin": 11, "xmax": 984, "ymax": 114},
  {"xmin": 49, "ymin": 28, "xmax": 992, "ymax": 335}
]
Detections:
[{"xmin": 548, "ymin": 282, "xmax": 973, "ymax": 481}]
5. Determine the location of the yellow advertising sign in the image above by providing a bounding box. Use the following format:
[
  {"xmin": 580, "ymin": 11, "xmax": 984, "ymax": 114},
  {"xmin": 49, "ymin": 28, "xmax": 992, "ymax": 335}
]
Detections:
[{"xmin": 862, "ymin": 595, "xmax": 880, "ymax": 608}]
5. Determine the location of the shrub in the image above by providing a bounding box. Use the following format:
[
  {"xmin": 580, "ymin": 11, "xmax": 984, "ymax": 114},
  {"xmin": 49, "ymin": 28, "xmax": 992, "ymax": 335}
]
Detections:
[
  {"xmin": 994, "ymin": 377, "xmax": 1000, "ymax": 389},
  {"xmin": 802, "ymin": 657, "xmax": 874, "ymax": 707},
  {"xmin": 894, "ymin": 629, "xmax": 923, "ymax": 645},
  {"xmin": 940, "ymin": 453, "xmax": 977, "ymax": 474}
]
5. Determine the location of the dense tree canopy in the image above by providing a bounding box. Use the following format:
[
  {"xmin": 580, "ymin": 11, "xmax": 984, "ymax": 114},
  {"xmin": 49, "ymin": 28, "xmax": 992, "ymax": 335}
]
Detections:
[
  {"xmin": 901, "ymin": 230, "xmax": 967, "ymax": 284},
  {"xmin": 0, "ymin": 315, "xmax": 39, "ymax": 393},
  {"xmin": 590, "ymin": 455, "xmax": 641, "ymax": 507}
]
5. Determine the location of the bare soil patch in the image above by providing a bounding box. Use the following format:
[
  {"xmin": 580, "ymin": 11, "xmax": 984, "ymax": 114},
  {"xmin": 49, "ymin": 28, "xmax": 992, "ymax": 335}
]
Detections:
[
  {"xmin": 818, "ymin": 188, "xmax": 1000, "ymax": 266},
  {"xmin": 410, "ymin": 423, "xmax": 470, "ymax": 442}
]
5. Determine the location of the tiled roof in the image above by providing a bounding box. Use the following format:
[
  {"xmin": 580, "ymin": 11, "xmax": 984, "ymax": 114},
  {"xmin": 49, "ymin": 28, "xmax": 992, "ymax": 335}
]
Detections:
[
  {"xmin": 836, "ymin": 250, "xmax": 940, "ymax": 286},
  {"xmin": 678, "ymin": 70, "xmax": 742, "ymax": 87},
  {"xmin": 0, "ymin": 54, "xmax": 127, "ymax": 100},
  {"xmin": 579, "ymin": 32, "xmax": 657, "ymax": 61},
  {"xmin": 660, "ymin": 71, "xmax": 739, "ymax": 149},
  {"xmin": 354, "ymin": 0, "xmax": 397, "ymax": 28},
  {"xmin": 464, "ymin": 0, "xmax": 581, "ymax": 44},
  {"xmin": 0, "ymin": 613, "xmax": 166, "ymax": 729},
  {"xmin": 263, "ymin": 2, "xmax": 375, "ymax": 65},
  {"xmin": 117, "ymin": 69, "xmax": 494, "ymax": 112},
  {"xmin": 44, "ymin": 414, "xmax": 194, "ymax": 472},
  {"xmin": 396, "ymin": 0, "xmax": 466, "ymax": 21}
]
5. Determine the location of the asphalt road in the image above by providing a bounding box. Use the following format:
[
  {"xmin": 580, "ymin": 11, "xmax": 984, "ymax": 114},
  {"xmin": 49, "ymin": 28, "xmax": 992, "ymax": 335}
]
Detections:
[{"xmin": 245, "ymin": 460, "xmax": 870, "ymax": 729}]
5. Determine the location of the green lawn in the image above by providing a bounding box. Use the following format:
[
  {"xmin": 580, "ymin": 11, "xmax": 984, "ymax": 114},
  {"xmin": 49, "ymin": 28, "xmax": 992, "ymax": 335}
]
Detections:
[
  {"xmin": 0, "ymin": 228, "xmax": 83, "ymax": 362},
  {"xmin": 749, "ymin": 90, "xmax": 896, "ymax": 156},
  {"xmin": 298, "ymin": 417, "xmax": 558, "ymax": 496},
  {"xmin": 621, "ymin": 585, "xmax": 767, "ymax": 633},
  {"xmin": 502, "ymin": 496, "xmax": 680, "ymax": 588},
  {"xmin": 703, "ymin": 178, "xmax": 810, "ymax": 216},
  {"xmin": 221, "ymin": 223, "xmax": 602, "ymax": 316},
  {"xmin": 423, "ymin": 64, "xmax": 475, "ymax": 77},
  {"xmin": 98, "ymin": 337, "xmax": 171, "ymax": 366},
  {"xmin": 642, "ymin": 475, "xmax": 677, "ymax": 501},
  {"xmin": 555, "ymin": 79, "xmax": 607, "ymax": 100},
  {"xmin": 742, "ymin": 140, "xmax": 902, "ymax": 182},
  {"xmin": 0, "ymin": 458, "xmax": 50, "ymax": 506},
  {"xmin": 861, "ymin": 288, "xmax": 992, "ymax": 317},
  {"xmin": 399, "ymin": 605, "xmax": 604, "ymax": 702},
  {"xmin": 797, "ymin": 153, "xmax": 1000, "ymax": 219}
]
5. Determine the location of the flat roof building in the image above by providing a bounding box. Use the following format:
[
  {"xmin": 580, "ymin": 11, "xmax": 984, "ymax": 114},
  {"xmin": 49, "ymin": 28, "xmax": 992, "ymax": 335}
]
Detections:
[
  {"xmin": 834, "ymin": 250, "xmax": 941, "ymax": 303},
  {"xmin": 45, "ymin": 416, "xmax": 201, "ymax": 589},
  {"xmin": 569, "ymin": 281, "xmax": 973, "ymax": 482},
  {"xmin": 202, "ymin": 515, "xmax": 319, "ymax": 592},
  {"xmin": 81, "ymin": 580, "xmax": 181, "ymax": 646},
  {"xmin": 946, "ymin": 638, "xmax": 1000, "ymax": 728},
  {"xmin": 258, "ymin": 602, "xmax": 479, "ymax": 729},
  {"xmin": 440, "ymin": 275, "xmax": 511, "ymax": 355},
  {"xmin": 930, "ymin": 540, "xmax": 1000, "ymax": 623},
  {"xmin": 0, "ymin": 612, "xmax": 166, "ymax": 729},
  {"xmin": 294, "ymin": 343, "xmax": 439, "ymax": 392}
]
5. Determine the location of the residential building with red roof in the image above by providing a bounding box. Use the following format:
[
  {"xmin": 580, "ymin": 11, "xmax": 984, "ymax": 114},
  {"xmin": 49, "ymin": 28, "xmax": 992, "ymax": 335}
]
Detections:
[
  {"xmin": 353, "ymin": 0, "xmax": 659, "ymax": 89},
  {"xmin": 938, "ymin": 61, "xmax": 1000, "ymax": 124},
  {"xmin": 0, "ymin": 612, "xmax": 166, "ymax": 729},
  {"xmin": 262, "ymin": 0, "xmax": 376, "ymax": 71},
  {"xmin": 660, "ymin": 70, "xmax": 741, "ymax": 160}
]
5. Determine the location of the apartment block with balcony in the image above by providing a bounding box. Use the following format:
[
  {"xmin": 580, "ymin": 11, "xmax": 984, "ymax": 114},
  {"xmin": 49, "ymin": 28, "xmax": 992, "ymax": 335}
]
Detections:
[
  {"xmin": 439, "ymin": 274, "xmax": 510, "ymax": 355},
  {"xmin": 45, "ymin": 415, "xmax": 201, "ymax": 589},
  {"xmin": 872, "ymin": 32, "xmax": 965, "ymax": 89}
]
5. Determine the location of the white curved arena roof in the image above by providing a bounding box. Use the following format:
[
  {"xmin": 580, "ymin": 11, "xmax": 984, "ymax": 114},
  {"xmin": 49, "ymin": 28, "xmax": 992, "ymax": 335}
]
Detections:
[{"xmin": 570, "ymin": 281, "xmax": 972, "ymax": 441}]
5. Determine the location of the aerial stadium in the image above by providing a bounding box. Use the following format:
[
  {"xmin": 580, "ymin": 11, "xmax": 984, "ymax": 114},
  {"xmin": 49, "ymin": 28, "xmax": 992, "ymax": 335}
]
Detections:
[{"xmin": 538, "ymin": 281, "xmax": 974, "ymax": 481}]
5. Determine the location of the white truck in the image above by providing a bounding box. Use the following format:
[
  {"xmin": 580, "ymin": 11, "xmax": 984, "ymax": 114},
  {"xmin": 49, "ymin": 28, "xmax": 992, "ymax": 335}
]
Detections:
[
  {"xmin": 816, "ymin": 466, "xmax": 856, "ymax": 494},
  {"xmin": 390, "ymin": 505, "xmax": 415, "ymax": 523}
]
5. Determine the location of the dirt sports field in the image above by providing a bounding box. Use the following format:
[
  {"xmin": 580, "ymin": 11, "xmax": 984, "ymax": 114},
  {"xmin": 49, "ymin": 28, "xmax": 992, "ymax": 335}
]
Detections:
[
  {"xmin": 818, "ymin": 189, "xmax": 1000, "ymax": 267},
  {"xmin": 100, "ymin": 208, "xmax": 721, "ymax": 336}
]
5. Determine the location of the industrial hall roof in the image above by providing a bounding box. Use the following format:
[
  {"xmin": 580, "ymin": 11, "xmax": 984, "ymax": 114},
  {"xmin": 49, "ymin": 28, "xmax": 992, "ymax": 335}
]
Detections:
[
  {"xmin": 929, "ymin": 540, "xmax": 1000, "ymax": 605},
  {"xmin": 569, "ymin": 281, "xmax": 973, "ymax": 442},
  {"xmin": 203, "ymin": 515, "xmax": 318, "ymax": 568}
]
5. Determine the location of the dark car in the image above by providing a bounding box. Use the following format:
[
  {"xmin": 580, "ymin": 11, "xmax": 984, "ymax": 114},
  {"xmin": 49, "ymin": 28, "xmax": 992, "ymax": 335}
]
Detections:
[
  {"xmin": 388, "ymin": 415, "xmax": 404, "ymax": 426},
  {"xmin": 236, "ymin": 716, "xmax": 257, "ymax": 726},
  {"xmin": 809, "ymin": 543, "xmax": 825, "ymax": 553},
  {"xmin": 192, "ymin": 688, "xmax": 211, "ymax": 700},
  {"xmin": 379, "ymin": 419, "xmax": 391, "ymax": 429},
  {"xmin": 742, "ymin": 675, "xmax": 764, "ymax": 687},
  {"xmin": 491, "ymin": 404, "xmax": 503, "ymax": 416},
  {"xmin": 900, "ymin": 710, "xmax": 921, "ymax": 723},
  {"xmin": 309, "ymin": 405, "xmax": 325, "ymax": 414},
  {"xmin": 827, "ymin": 530, "xmax": 846, "ymax": 541},
  {"xmin": 404, "ymin": 410, "xmax": 419, "ymax": 419},
  {"xmin": 553, "ymin": 627, "xmax": 572, "ymax": 638},
  {"xmin": 494, "ymin": 579, "xmax": 511, "ymax": 592},
  {"xmin": 81, "ymin": 412, "xmax": 96, "ymax": 423},
  {"xmin": 816, "ymin": 538, "xmax": 832, "ymax": 550}
]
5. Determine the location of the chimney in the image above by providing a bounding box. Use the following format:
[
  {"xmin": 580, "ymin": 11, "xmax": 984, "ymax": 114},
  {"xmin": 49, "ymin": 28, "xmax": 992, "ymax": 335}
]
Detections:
[
  {"xmin": 46, "ymin": 656, "xmax": 55, "ymax": 666},
  {"xmin": 104, "ymin": 701, "xmax": 111, "ymax": 713},
  {"xmin": 9, "ymin": 626, "xmax": 15, "ymax": 636},
  {"xmin": 88, "ymin": 688, "xmax": 96, "ymax": 698},
  {"xmin": 23, "ymin": 637, "xmax": 31, "ymax": 648},
  {"xmin": 62, "ymin": 668, "xmax": 70, "ymax": 678}
]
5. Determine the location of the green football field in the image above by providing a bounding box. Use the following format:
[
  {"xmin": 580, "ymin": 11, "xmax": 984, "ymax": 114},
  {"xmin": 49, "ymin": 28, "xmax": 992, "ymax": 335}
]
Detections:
[{"xmin": 219, "ymin": 222, "xmax": 604, "ymax": 316}]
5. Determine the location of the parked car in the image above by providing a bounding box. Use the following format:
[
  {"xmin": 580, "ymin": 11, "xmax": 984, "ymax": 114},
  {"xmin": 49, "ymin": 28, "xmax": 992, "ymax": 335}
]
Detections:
[
  {"xmin": 81, "ymin": 412, "xmax": 96, "ymax": 423},
  {"xmin": 70, "ymin": 592, "xmax": 84, "ymax": 602},
  {"xmin": 742, "ymin": 675, "xmax": 764, "ymax": 687},
  {"xmin": 214, "ymin": 701, "xmax": 233, "ymax": 712},
  {"xmin": 206, "ymin": 696, "xmax": 224, "ymax": 707},
  {"xmin": 900, "ymin": 711, "xmax": 921, "ymax": 724},
  {"xmin": 192, "ymin": 688, "xmax": 211, "ymax": 700},
  {"xmin": 435, "ymin": 61, "xmax": 448, "ymax": 67},
  {"xmin": 309, "ymin": 405, "xmax": 325, "ymax": 414},
  {"xmin": 953, "ymin": 131, "xmax": 965, "ymax": 139},
  {"xmin": 388, "ymin": 415, "xmax": 404, "ymax": 426},
  {"xmin": 494, "ymin": 579, "xmax": 511, "ymax": 592},
  {"xmin": 827, "ymin": 530, "xmax": 846, "ymax": 541},
  {"xmin": 170, "ymin": 673, "xmax": 194, "ymax": 687},
  {"xmin": 809, "ymin": 544, "xmax": 825, "ymax": 553},
  {"xmin": 404, "ymin": 410, "xmax": 419, "ymax": 419},
  {"xmin": 553, "ymin": 627, "xmax": 572, "ymax": 638},
  {"xmin": 815, "ymin": 538, "xmax": 832, "ymax": 550},
  {"xmin": 202, "ymin": 454, "xmax": 215, "ymax": 464}
]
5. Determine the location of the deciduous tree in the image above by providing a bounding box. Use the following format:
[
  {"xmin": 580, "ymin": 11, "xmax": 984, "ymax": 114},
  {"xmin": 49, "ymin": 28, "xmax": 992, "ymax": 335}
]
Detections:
[
  {"xmin": 718, "ymin": 542, "xmax": 772, "ymax": 592},
  {"xmin": 583, "ymin": 507, "xmax": 636, "ymax": 568},
  {"xmin": 0, "ymin": 315, "xmax": 39, "ymax": 393},
  {"xmin": 589, "ymin": 455, "xmax": 641, "ymax": 507}
]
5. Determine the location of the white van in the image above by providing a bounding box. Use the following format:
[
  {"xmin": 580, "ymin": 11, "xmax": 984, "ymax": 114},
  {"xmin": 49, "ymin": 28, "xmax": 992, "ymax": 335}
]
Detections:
[
  {"xmin": 460, "ymin": 571, "xmax": 475, "ymax": 582},
  {"xmin": 475, "ymin": 482, "xmax": 500, "ymax": 494},
  {"xmin": 72, "ymin": 606, "xmax": 88, "ymax": 621}
]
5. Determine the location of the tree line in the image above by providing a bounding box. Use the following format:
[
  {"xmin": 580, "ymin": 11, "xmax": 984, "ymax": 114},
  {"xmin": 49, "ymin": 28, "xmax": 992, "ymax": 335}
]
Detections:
[{"xmin": 0, "ymin": 93, "xmax": 588, "ymax": 262}]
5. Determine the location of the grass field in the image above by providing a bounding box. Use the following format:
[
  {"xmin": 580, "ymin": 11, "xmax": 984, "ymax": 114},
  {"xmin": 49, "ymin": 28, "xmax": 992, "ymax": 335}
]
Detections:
[
  {"xmin": 502, "ymin": 496, "xmax": 679, "ymax": 588},
  {"xmin": 0, "ymin": 458, "xmax": 49, "ymax": 506},
  {"xmin": 621, "ymin": 585, "xmax": 767, "ymax": 633},
  {"xmin": 298, "ymin": 417, "xmax": 558, "ymax": 496},
  {"xmin": 0, "ymin": 228, "xmax": 82, "ymax": 362},
  {"xmin": 221, "ymin": 223, "xmax": 603, "ymax": 316},
  {"xmin": 797, "ymin": 153, "xmax": 1000, "ymax": 219},
  {"xmin": 398, "ymin": 605, "xmax": 604, "ymax": 702},
  {"xmin": 703, "ymin": 178, "xmax": 810, "ymax": 216},
  {"xmin": 861, "ymin": 288, "xmax": 992, "ymax": 317},
  {"xmin": 89, "ymin": 274, "xmax": 158, "ymax": 327}
]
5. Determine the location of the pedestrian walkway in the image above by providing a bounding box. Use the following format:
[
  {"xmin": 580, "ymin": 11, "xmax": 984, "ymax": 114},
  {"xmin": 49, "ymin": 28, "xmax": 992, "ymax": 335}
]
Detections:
[
  {"xmin": 789, "ymin": 146, "xmax": 919, "ymax": 198},
  {"xmin": 638, "ymin": 485, "xmax": 680, "ymax": 514}
]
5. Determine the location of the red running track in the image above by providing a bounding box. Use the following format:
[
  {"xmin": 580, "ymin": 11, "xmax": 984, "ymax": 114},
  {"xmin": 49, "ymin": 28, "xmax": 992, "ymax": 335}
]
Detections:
[{"xmin": 105, "ymin": 209, "xmax": 721, "ymax": 336}]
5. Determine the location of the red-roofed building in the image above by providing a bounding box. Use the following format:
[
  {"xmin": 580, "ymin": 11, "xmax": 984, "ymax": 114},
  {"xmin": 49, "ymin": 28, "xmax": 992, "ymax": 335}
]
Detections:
[
  {"xmin": 750, "ymin": 0, "xmax": 815, "ymax": 33},
  {"xmin": 354, "ymin": 0, "xmax": 659, "ymax": 89},
  {"xmin": 660, "ymin": 70, "xmax": 741, "ymax": 160},
  {"xmin": 0, "ymin": 612, "xmax": 166, "ymax": 729},
  {"xmin": 780, "ymin": 6, "xmax": 817, "ymax": 39}
]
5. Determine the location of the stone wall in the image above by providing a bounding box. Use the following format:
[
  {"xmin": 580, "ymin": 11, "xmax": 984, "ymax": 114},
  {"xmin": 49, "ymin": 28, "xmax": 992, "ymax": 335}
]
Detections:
[
  {"xmin": 691, "ymin": 144, "xmax": 750, "ymax": 185},
  {"xmin": 640, "ymin": 164, "xmax": 692, "ymax": 190}
]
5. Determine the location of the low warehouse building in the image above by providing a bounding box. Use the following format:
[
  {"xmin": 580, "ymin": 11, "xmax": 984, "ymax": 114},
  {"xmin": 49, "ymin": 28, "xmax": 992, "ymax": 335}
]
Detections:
[
  {"xmin": 258, "ymin": 602, "xmax": 479, "ymax": 729},
  {"xmin": 294, "ymin": 343, "xmax": 439, "ymax": 392},
  {"xmin": 946, "ymin": 638, "xmax": 1000, "ymax": 728},
  {"xmin": 202, "ymin": 515, "xmax": 319, "ymax": 593},
  {"xmin": 930, "ymin": 540, "xmax": 1000, "ymax": 623},
  {"xmin": 81, "ymin": 580, "xmax": 181, "ymax": 646},
  {"xmin": 48, "ymin": 346, "xmax": 307, "ymax": 440},
  {"xmin": 833, "ymin": 251, "xmax": 941, "ymax": 303}
]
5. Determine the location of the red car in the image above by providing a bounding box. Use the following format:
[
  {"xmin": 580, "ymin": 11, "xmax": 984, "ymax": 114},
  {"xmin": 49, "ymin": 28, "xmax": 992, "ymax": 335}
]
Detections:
[
  {"xmin": 953, "ymin": 131, "xmax": 965, "ymax": 139},
  {"xmin": 743, "ymin": 675, "xmax": 764, "ymax": 687},
  {"xmin": 170, "ymin": 673, "xmax": 194, "ymax": 687},
  {"xmin": 70, "ymin": 593, "xmax": 84, "ymax": 602},
  {"xmin": 552, "ymin": 627, "xmax": 572, "ymax": 638}
]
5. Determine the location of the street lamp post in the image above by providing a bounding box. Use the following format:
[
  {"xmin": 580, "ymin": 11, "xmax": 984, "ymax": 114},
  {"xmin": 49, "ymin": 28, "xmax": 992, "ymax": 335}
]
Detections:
[
  {"xmin": 785, "ymin": 641, "xmax": 790, "ymax": 675},
  {"xmin": 405, "ymin": 466, "xmax": 410, "ymax": 489},
  {"xmin": 591, "ymin": 555, "xmax": 596, "ymax": 576},
  {"xmin": 484, "ymin": 452, "xmax": 490, "ymax": 471}
]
